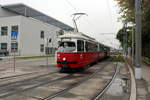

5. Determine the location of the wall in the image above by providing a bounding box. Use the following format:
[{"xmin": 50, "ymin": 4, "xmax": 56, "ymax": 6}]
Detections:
[
  {"xmin": 20, "ymin": 16, "xmax": 60, "ymax": 56},
  {"xmin": 0, "ymin": 6, "xmax": 64, "ymax": 56},
  {"xmin": 0, "ymin": 16, "xmax": 22, "ymax": 56}
]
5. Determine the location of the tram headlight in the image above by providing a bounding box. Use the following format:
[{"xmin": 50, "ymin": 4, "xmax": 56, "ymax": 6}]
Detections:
[
  {"xmin": 63, "ymin": 57, "xmax": 66, "ymax": 61},
  {"xmin": 57, "ymin": 54, "xmax": 60, "ymax": 59}
]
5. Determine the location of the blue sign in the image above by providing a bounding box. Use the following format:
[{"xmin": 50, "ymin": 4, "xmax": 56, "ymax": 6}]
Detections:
[{"xmin": 11, "ymin": 32, "xmax": 18, "ymax": 40}]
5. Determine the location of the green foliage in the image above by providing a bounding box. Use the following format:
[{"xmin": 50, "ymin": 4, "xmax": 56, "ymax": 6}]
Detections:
[
  {"xmin": 116, "ymin": 27, "xmax": 132, "ymax": 47},
  {"xmin": 115, "ymin": 0, "xmax": 135, "ymax": 22},
  {"xmin": 143, "ymin": 57, "xmax": 150, "ymax": 65},
  {"xmin": 109, "ymin": 55, "xmax": 124, "ymax": 62},
  {"xmin": 115, "ymin": 0, "xmax": 150, "ymax": 58}
]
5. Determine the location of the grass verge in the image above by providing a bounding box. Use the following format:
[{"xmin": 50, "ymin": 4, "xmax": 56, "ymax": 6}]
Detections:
[
  {"xmin": 108, "ymin": 54, "xmax": 124, "ymax": 62},
  {"xmin": 16, "ymin": 54, "xmax": 55, "ymax": 59}
]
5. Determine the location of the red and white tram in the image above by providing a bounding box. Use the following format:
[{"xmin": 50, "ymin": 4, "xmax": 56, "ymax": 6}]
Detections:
[{"xmin": 56, "ymin": 32, "xmax": 110, "ymax": 72}]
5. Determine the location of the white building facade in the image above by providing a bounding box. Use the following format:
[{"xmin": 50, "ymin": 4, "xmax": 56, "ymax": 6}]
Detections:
[{"xmin": 0, "ymin": 4, "xmax": 73, "ymax": 56}]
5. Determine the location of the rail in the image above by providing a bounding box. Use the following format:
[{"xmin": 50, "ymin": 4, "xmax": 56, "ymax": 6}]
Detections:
[
  {"xmin": 41, "ymin": 62, "xmax": 111, "ymax": 100},
  {"xmin": 0, "ymin": 73, "xmax": 72, "ymax": 98},
  {"xmin": 92, "ymin": 62, "xmax": 119, "ymax": 100}
]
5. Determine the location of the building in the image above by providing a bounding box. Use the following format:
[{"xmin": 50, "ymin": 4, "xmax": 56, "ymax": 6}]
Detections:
[{"xmin": 0, "ymin": 4, "xmax": 73, "ymax": 56}]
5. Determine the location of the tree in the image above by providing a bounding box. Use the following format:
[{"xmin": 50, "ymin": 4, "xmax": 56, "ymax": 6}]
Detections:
[
  {"xmin": 116, "ymin": 26, "xmax": 132, "ymax": 47},
  {"xmin": 115, "ymin": 0, "xmax": 150, "ymax": 58}
]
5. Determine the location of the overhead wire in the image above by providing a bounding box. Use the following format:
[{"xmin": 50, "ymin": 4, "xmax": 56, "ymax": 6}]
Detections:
[
  {"xmin": 65, "ymin": 0, "xmax": 78, "ymax": 12},
  {"xmin": 65, "ymin": 0, "xmax": 97, "ymax": 38},
  {"xmin": 64, "ymin": 0, "xmax": 94, "ymax": 38},
  {"xmin": 84, "ymin": 18, "xmax": 96, "ymax": 38},
  {"xmin": 99, "ymin": 0, "xmax": 118, "ymax": 48},
  {"xmin": 64, "ymin": 0, "xmax": 118, "ymax": 48},
  {"xmin": 106, "ymin": 0, "xmax": 115, "ymax": 33},
  {"xmin": 64, "ymin": 0, "xmax": 80, "ymax": 29}
]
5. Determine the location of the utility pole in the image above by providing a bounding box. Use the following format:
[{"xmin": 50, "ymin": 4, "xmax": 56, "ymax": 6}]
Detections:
[
  {"xmin": 125, "ymin": 23, "xmax": 128, "ymax": 58},
  {"xmin": 135, "ymin": 0, "xmax": 142, "ymax": 79},
  {"xmin": 132, "ymin": 25, "xmax": 135, "ymax": 68},
  {"xmin": 123, "ymin": 22, "xmax": 127, "ymax": 57}
]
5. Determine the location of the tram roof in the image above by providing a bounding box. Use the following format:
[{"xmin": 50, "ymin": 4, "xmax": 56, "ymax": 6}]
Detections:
[
  {"xmin": 58, "ymin": 32, "xmax": 98, "ymax": 42},
  {"xmin": 58, "ymin": 32, "xmax": 111, "ymax": 49}
]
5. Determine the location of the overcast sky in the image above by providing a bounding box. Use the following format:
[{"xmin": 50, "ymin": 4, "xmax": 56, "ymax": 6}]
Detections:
[{"xmin": 0, "ymin": 0, "xmax": 122, "ymax": 49}]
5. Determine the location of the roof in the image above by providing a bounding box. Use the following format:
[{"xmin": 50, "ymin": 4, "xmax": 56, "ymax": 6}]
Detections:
[
  {"xmin": 58, "ymin": 32, "xmax": 98, "ymax": 43},
  {"xmin": 2, "ymin": 3, "xmax": 74, "ymax": 31}
]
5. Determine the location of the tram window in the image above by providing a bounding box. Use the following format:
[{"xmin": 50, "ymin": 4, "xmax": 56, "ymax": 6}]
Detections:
[
  {"xmin": 59, "ymin": 42, "xmax": 75, "ymax": 47},
  {"xmin": 77, "ymin": 40, "xmax": 84, "ymax": 52},
  {"xmin": 85, "ymin": 42, "xmax": 89, "ymax": 52},
  {"xmin": 99, "ymin": 44, "xmax": 102, "ymax": 51},
  {"xmin": 89, "ymin": 43, "xmax": 93, "ymax": 51},
  {"xmin": 101, "ymin": 45, "xmax": 104, "ymax": 51},
  {"xmin": 57, "ymin": 41, "xmax": 76, "ymax": 52},
  {"xmin": 92, "ymin": 43, "xmax": 97, "ymax": 52},
  {"xmin": 85, "ymin": 42, "xmax": 91, "ymax": 52},
  {"xmin": 85, "ymin": 42, "xmax": 98, "ymax": 52},
  {"xmin": 95, "ymin": 44, "xmax": 98, "ymax": 52}
]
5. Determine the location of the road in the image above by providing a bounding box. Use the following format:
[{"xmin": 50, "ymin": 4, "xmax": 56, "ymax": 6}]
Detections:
[{"xmin": 0, "ymin": 57, "xmax": 131, "ymax": 100}]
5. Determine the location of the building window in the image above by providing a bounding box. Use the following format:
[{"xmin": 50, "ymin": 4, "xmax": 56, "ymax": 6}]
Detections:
[
  {"xmin": 40, "ymin": 31, "xmax": 44, "ymax": 39},
  {"xmin": 12, "ymin": 26, "xmax": 18, "ymax": 33},
  {"xmin": 1, "ymin": 26, "xmax": 8, "ymax": 36},
  {"xmin": 40, "ymin": 44, "xmax": 44, "ymax": 52},
  {"xmin": 11, "ymin": 25, "xmax": 19, "ymax": 40},
  {"xmin": 1, "ymin": 43, "xmax": 7, "ymax": 50},
  {"xmin": 11, "ymin": 42, "xmax": 18, "ymax": 52}
]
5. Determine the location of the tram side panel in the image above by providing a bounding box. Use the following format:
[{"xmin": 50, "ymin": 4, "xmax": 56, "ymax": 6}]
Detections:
[
  {"xmin": 56, "ymin": 52, "xmax": 99, "ymax": 69},
  {"xmin": 56, "ymin": 48, "xmax": 108, "ymax": 69}
]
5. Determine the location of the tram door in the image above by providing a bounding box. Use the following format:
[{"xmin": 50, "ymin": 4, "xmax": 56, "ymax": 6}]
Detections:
[{"xmin": 77, "ymin": 40, "xmax": 85, "ymax": 66}]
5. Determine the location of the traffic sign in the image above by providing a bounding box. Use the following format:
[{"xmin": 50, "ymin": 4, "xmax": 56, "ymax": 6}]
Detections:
[{"xmin": 11, "ymin": 32, "xmax": 18, "ymax": 40}]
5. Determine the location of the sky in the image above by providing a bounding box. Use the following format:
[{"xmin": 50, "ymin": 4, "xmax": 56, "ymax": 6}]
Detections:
[{"xmin": 0, "ymin": 0, "xmax": 123, "ymax": 49}]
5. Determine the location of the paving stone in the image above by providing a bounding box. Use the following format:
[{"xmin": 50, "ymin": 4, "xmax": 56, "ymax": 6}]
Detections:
[{"xmin": 137, "ymin": 88, "xmax": 147, "ymax": 95}]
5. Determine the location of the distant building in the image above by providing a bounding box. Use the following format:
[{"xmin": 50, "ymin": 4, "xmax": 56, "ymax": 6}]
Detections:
[{"xmin": 0, "ymin": 4, "xmax": 73, "ymax": 56}]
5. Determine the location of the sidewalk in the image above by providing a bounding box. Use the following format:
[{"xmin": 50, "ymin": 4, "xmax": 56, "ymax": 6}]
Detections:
[
  {"xmin": 0, "ymin": 56, "xmax": 14, "ymax": 61},
  {"xmin": 136, "ymin": 63, "xmax": 150, "ymax": 100},
  {"xmin": 126, "ymin": 56, "xmax": 150, "ymax": 100}
]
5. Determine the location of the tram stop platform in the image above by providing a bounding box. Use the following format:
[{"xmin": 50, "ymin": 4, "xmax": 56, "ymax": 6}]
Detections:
[{"xmin": 136, "ymin": 63, "xmax": 150, "ymax": 100}]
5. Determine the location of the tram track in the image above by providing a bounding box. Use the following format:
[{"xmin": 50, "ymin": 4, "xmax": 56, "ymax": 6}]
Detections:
[
  {"xmin": 0, "ymin": 70, "xmax": 52, "ymax": 82},
  {"xmin": 39, "ymin": 62, "xmax": 112, "ymax": 100},
  {"xmin": 92, "ymin": 62, "xmax": 119, "ymax": 100},
  {"xmin": 0, "ymin": 59, "xmax": 117, "ymax": 100},
  {"xmin": 0, "ymin": 71, "xmax": 39, "ymax": 80},
  {"xmin": 0, "ymin": 71, "xmax": 58, "ymax": 87},
  {"xmin": 0, "ymin": 73, "xmax": 73, "ymax": 98},
  {"xmin": 0, "ymin": 62, "xmax": 108, "ymax": 99},
  {"xmin": 0, "ymin": 71, "xmax": 60, "ymax": 98}
]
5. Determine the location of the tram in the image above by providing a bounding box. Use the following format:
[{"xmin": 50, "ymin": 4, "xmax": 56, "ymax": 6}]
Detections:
[{"xmin": 56, "ymin": 32, "xmax": 110, "ymax": 72}]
